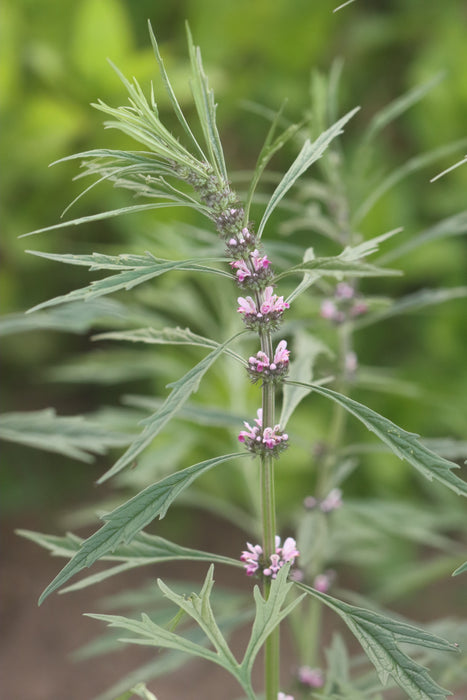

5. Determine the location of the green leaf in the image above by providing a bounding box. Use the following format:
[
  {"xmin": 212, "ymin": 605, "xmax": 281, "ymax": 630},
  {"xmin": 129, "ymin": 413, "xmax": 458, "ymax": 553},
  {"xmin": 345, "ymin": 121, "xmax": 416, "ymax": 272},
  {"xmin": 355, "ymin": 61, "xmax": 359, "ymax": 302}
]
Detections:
[
  {"xmin": 18, "ymin": 529, "xmax": 242, "ymax": 594},
  {"xmin": 148, "ymin": 21, "xmax": 207, "ymax": 163},
  {"xmin": 186, "ymin": 25, "xmax": 227, "ymax": 181},
  {"xmin": 352, "ymin": 287, "xmax": 467, "ymax": 330},
  {"xmin": 244, "ymin": 104, "xmax": 302, "ymax": 221},
  {"xmin": 287, "ymin": 382, "xmax": 467, "ymax": 497},
  {"xmin": 297, "ymin": 582, "xmax": 458, "ymax": 699},
  {"xmin": 275, "ymin": 255, "xmax": 400, "ymax": 283},
  {"xmin": 20, "ymin": 201, "xmax": 193, "ymax": 238},
  {"xmin": 353, "ymin": 138, "xmax": 467, "ymax": 225},
  {"xmin": 36, "ymin": 452, "xmax": 243, "ymax": 604},
  {"xmin": 0, "ymin": 409, "xmax": 131, "ymax": 462},
  {"xmin": 124, "ymin": 395, "xmax": 245, "ymax": 428},
  {"xmin": 240, "ymin": 565, "xmax": 305, "ymax": 680},
  {"xmin": 257, "ymin": 106, "xmax": 360, "ymax": 238},
  {"xmin": 452, "ymin": 560, "xmax": 467, "ymax": 576},
  {"xmin": 377, "ymin": 210, "xmax": 467, "ymax": 265},
  {"xmin": 363, "ymin": 73, "xmax": 444, "ymax": 144},
  {"xmin": 98, "ymin": 332, "xmax": 242, "ymax": 483},
  {"xmin": 88, "ymin": 567, "xmax": 256, "ymax": 699},
  {"xmin": 26, "ymin": 252, "xmax": 230, "ymax": 312}
]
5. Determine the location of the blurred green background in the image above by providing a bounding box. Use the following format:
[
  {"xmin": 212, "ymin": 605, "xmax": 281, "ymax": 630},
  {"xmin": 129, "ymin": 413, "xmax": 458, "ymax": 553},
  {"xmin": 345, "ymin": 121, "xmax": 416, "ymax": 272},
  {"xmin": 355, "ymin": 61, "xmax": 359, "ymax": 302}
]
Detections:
[{"xmin": 1, "ymin": 0, "xmax": 466, "ymax": 516}]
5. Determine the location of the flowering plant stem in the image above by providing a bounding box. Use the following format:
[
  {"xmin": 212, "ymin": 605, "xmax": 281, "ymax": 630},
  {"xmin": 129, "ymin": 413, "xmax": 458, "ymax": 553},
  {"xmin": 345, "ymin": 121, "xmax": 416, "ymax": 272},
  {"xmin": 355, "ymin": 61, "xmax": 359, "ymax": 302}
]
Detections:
[{"xmin": 260, "ymin": 329, "xmax": 279, "ymax": 699}]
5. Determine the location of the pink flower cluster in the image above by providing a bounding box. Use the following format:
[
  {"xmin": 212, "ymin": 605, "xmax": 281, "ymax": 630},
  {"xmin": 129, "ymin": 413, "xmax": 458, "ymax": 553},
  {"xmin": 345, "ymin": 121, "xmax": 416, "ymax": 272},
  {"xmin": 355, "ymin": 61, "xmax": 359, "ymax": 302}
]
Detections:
[
  {"xmin": 320, "ymin": 282, "xmax": 367, "ymax": 324},
  {"xmin": 304, "ymin": 487, "xmax": 343, "ymax": 513},
  {"xmin": 240, "ymin": 535, "xmax": 300, "ymax": 578},
  {"xmin": 230, "ymin": 249, "xmax": 272, "ymax": 288},
  {"xmin": 237, "ymin": 286, "xmax": 290, "ymax": 330},
  {"xmin": 313, "ymin": 569, "xmax": 336, "ymax": 593},
  {"xmin": 298, "ymin": 666, "xmax": 324, "ymax": 688},
  {"xmin": 238, "ymin": 408, "xmax": 288, "ymax": 457},
  {"xmin": 278, "ymin": 693, "xmax": 294, "ymax": 700},
  {"xmin": 248, "ymin": 340, "xmax": 290, "ymax": 383}
]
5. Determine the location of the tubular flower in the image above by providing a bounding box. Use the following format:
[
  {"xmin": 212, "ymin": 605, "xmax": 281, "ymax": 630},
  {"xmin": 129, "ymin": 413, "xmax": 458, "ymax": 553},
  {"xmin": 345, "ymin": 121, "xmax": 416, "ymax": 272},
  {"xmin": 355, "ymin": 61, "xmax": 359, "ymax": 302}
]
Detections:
[
  {"xmin": 247, "ymin": 340, "xmax": 290, "ymax": 384},
  {"xmin": 237, "ymin": 286, "xmax": 290, "ymax": 331},
  {"xmin": 238, "ymin": 408, "xmax": 288, "ymax": 457},
  {"xmin": 240, "ymin": 535, "xmax": 300, "ymax": 579}
]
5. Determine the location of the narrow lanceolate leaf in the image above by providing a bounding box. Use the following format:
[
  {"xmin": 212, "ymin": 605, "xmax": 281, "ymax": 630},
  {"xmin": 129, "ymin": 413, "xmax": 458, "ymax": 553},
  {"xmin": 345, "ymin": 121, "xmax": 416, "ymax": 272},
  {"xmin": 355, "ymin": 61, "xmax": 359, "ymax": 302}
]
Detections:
[
  {"xmin": 20, "ymin": 202, "xmax": 193, "ymax": 238},
  {"xmin": 452, "ymin": 560, "xmax": 467, "ymax": 576},
  {"xmin": 352, "ymin": 287, "xmax": 467, "ymax": 330},
  {"xmin": 26, "ymin": 252, "xmax": 230, "ymax": 313},
  {"xmin": 297, "ymin": 582, "xmax": 458, "ymax": 699},
  {"xmin": 378, "ymin": 210, "xmax": 467, "ymax": 264},
  {"xmin": 274, "ymin": 256, "xmax": 399, "ymax": 283},
  {"xmin": 363, "ymin": 73, "xmax": 444, "ymax": 144},
  {"xmin": 257, "ymin": 106, "xmax": 360, "ymax": 238},
  {"xmin": 92, "ymin": 326, "xmax": 246, "ymax": 365},
  {"xmin": 0, "ymin": 409, "xmax": 131, "ymax": 462},
  {"xmin": 288, "ymin": 382, "xmax": 467, "ymax": 497},
  {"xmin": 0, "ymin": 299, "xmax": 126, "ymax": 337},
  {"xmin": 37, "ymin": 452, "xmax": 243, "ymax": 604},
  {"xmin": 148, "ymin": 21, "xmax": 207, "ymax": 162},
  {"xmin": 17, "ymin": 529, "xmax": 241, "ymax": 593},
  {"xmin": 98, "ymin": 333, "xmax": 242, "ymax": 483},
  {"xmin": 186, "ymin": 25, "xmax": 227, "ymax": 181},
  {"xmin": 353, "ymin": 138, "xmax": 467, "ymax": 225}
]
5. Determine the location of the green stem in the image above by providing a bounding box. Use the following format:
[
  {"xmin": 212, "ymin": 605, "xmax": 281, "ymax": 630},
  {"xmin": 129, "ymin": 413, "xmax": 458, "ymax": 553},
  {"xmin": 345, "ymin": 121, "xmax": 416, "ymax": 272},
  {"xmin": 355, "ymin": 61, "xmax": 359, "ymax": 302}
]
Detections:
[{"xmin": 260, "ymin": 329, "xmax": 279, "ymax": 700}]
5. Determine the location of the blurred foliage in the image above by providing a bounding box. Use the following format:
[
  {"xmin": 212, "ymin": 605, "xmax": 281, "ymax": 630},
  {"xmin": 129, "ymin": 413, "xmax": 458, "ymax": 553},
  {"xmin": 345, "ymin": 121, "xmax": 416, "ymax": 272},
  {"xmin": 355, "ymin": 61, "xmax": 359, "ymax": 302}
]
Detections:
[{"xmin": 1, "ymin": 0, "xmax": 466, "ymax": 518}]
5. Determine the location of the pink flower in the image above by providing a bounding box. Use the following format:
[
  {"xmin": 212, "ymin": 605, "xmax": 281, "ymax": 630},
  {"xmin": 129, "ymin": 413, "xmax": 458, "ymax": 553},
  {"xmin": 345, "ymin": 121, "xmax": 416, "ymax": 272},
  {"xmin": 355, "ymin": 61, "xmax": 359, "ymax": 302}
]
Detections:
[
  {"xmin": 230, "ymin": 259, "xmax": 251, "ymax": 282},
  {"xmin": 320, "ymin": 488, "xmax": 343, "ymax": 512},
  {"xmin": 260, "ymin": 286, "xmax": 289, "ymax": 314},
  {"xmin": 280, "ymin": 536, "xmax": 300, "ymax": 563},
  {"xmin": 273, "ymin": 339, "xmax": 289, "ymax": 365},
  {"xmin": 298, "ymin": 666, "xmax": 324, "ymax": 688},
  {"xmin": 240, "ymin": 542, "xmax": 263, "ymax": 576},
  {"xmin": 240, "ymin": 536, "xmax": 299, "ymax": 578},
  {"xmin": 278, "ymin": 693, "xmax": 294, "ymax": 700},
  {"xmin": 336, "ymin": 281, "xmax": 354, "ymax": 299},
  {"xmin": 250, "ymin": 249, "xmax": 271, "ymax": 272},
  {"xmin": 237, "ymin": 295, "xmax": 257, "ymax": 315}
]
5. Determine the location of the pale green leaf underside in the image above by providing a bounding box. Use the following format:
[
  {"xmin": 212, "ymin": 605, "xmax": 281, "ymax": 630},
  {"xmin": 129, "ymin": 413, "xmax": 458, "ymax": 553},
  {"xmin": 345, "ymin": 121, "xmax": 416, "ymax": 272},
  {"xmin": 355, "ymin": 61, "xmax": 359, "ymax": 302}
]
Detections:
[
  {"xmin": 288, "ymin": 382, "xmax": 467, "ymax": 497},
  {"xmin": 275, "ymin": 256, "xmax": 400, "ymax": 283},
  {"xmin": 378, "ymin": 210, "xmax": 467, "ymax": 265},
  {"xmin": 20, "ymin": 202, "xmax": 193, "ymax": 238},
  {"xmin": 353, "ymin": 287, "xmax": 467, "ymax": 330},
  {"xmin": 452, "ymin": 560, "xmax": 467, "ymax": 576},
  {"xmin": 98, "ymin": 332, "xmax": 243, "ymax": 483},
  {"xmin": 0, "ymin": 409, "xmax": 131, "ymax": 462},
  {"xmin": 297, "ymin": 582, "xmax": 458, "ymax": 699},
  {"xmin": 92, "ymin": 326, "xmax": 246, "ymax": 366},
  {"xmin": 258, "ymin": 106, "xmax": 360, "ymax": 238},
  {"xmin": 18, "ymin": 529, "xmax": 241, "ymax": 594},
  {"xmin": 26, "ymin": 252, "xmax": 230, "ymax": 313},
  {"xmin": 37, "ymin": 452, "xmax": 243, "ymax": 604},
  {"xmin": 0, "ymin": 299, "xmax": 126, "ymax": 337}
]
